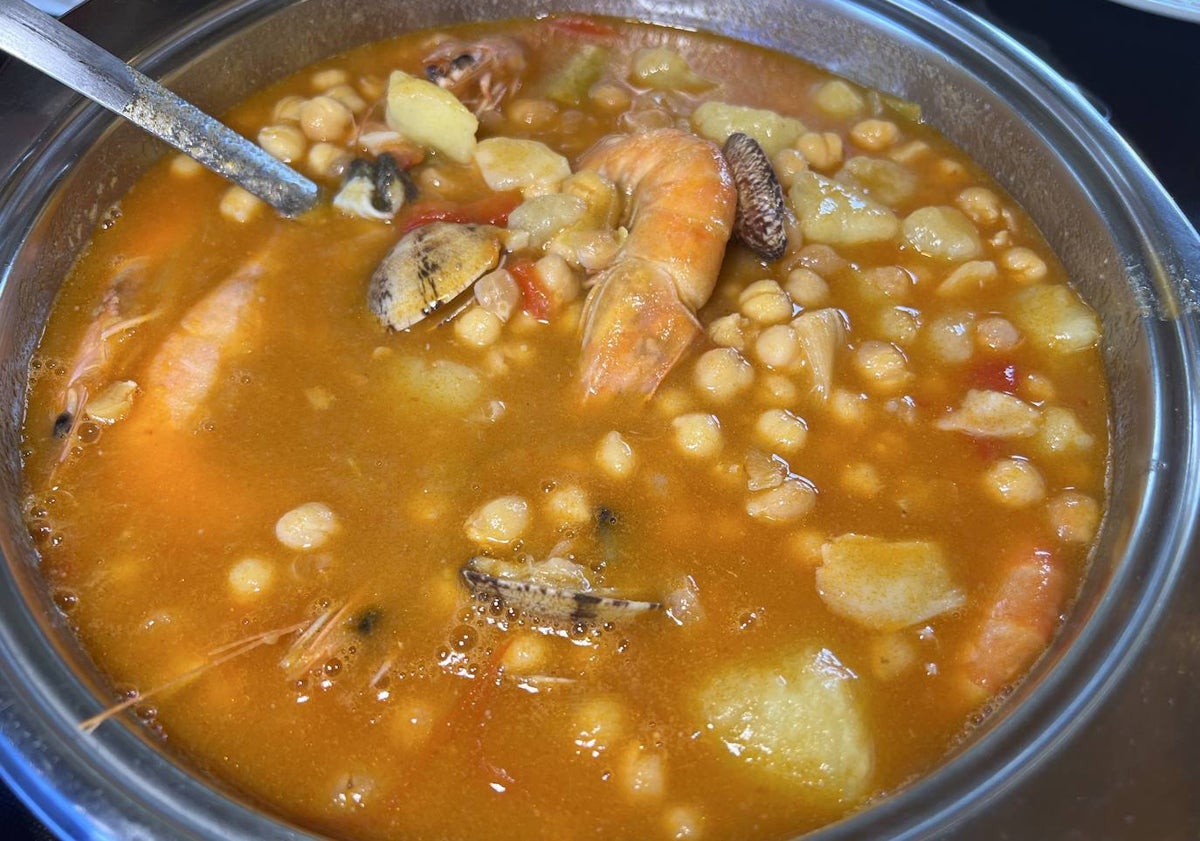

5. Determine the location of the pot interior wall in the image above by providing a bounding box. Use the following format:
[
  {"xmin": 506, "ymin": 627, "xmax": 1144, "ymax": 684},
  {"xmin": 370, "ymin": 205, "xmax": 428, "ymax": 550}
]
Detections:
[{"xmin": 0, "ymin": 0, "xmax": 1176, "ymax": 838}]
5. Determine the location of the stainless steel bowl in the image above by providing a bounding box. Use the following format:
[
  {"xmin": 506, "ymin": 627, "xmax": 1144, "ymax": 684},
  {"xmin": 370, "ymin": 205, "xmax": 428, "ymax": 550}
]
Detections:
[{"xmin": 1, "ymin": 1, "xmax": 1198, "ymax": 838}]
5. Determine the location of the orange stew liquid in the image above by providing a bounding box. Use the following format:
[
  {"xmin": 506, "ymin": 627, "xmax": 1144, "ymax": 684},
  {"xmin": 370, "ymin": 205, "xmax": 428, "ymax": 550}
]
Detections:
[{"xmin": 20, "ymin": 16, "xmax": 1108, "ymax": 841}]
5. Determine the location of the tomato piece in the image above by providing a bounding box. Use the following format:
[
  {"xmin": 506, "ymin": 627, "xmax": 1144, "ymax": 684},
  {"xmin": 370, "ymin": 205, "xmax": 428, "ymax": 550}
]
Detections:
[
  {"xmin": 398, "ymin": 191, "xmax": 521, "ymax": 234},
  {"xmin": 507, "ymin": 259, "xmax": 552, "ymax": 321},
  {"xmin": 968, "ymin": 360, "xmax": 1019, "ymax": 394},
  {"xmin": 546, "ymin": 14, "xmax": 616, "ymax": 38}
]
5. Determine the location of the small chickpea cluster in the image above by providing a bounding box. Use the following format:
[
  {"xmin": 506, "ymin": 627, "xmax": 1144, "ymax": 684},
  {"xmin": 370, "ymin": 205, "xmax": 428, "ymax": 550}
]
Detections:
[
  {"xmin": 176, "ymin": 67, "xmax": 380, "ymax": 223},
  {"xmin": 228, "ymin": 501, "xmax": 341, "ymax": 602}
]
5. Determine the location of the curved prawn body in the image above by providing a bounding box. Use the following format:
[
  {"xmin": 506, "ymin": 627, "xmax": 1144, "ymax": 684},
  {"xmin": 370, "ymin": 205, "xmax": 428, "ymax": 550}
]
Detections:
[
  {"xmin": 577, "ymin": 129, "xmax": 736, "ymax": 399},
  {"xmin": 52, "ymin": 259, "xmax": 156, "ymax": 461},
  {"xmin": 957, "ymin": 545, "xmax": 1066, "ymax": 703},
  {"xmin": 138, "ymin": 254, "xmax": 266, "ymax": 432}
]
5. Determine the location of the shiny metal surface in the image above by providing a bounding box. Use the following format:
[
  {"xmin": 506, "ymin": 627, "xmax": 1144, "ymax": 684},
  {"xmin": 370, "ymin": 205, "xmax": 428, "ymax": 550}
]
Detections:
[
  {"xmin": 0, "ymin": 1, "xmax": 1197, "ymax": 839},
  {"xmin": 0, "ymin": 0, "xmax": 318, "ymax": 215}
]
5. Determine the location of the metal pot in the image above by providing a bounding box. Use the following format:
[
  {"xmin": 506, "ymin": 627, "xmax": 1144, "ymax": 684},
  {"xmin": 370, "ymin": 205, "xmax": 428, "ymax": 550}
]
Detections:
[{"xmin": 0, "ymin": 1, "xmax": 1197, "ymax": 838}]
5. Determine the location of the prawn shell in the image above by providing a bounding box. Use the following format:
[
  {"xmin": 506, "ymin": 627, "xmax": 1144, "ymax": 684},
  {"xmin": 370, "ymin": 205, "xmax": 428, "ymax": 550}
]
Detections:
[
  {"xmin": 369, "ymin": 221, "xmax": 501, "ymax": 330},
  {"xmin": 461, "ymin": 567, "xmax": 661, "ymax": 625},
  {"xmin": 723, "ymin": 132, "xmax": 788, "ymax": 261}
]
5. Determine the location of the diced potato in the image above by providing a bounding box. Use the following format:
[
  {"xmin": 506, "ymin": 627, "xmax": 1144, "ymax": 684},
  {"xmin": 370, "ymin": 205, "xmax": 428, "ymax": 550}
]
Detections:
[
  {"xmin": 836, "ymin": 156, "xmax": 917, "ymax": 207},
  {"xmin": 935, "ymin": 389, "xmax": 1041, "ymax": 438},
  {"xmin": 792, "ymin": 308, "xmax": 846, "ymax": 399},
  {"xmin": 382, "ymin": 356, "xmax": 484, "ymax": 413},
  {"xmin": 473, "ymin": 138, "xmax": 571, "ymax": 197},
  {"xmin": 84, "ymin": 380, "xmax": 137, "ymax": 424},
  {"xmin": 507, "ymin": 194, "xmax": 587, "ymax": 248},
  {"xmin": 815, "ymin": 534, "xmax": 966, "ymax": 630},
  {"xmin": 902, "ymin": 206, "xmax": 982, "ymax": 261},
  {"xmin": 384, "ymin": 70, "xmax": 478, "ymax": 163},
  {"xmin": 690, "ymin": 101, "xmax": 807, "ymax": 157},
  {"xmin": 630, "ymin": 47, "xmax": 713, "ymax": 92},
  {"xmin": 698, "ymin": 647, "xmax": 873, "ymax": 801},
  {"xmin": 544, "ymin": 44, "xmax": 610, "ymax": 106},
  {"xmin": 813, "ymin": 80, "xmax": 865, "ymax": 118},
  {"xmin": 560, "ymin": 170, "xmax": 619, "ymax": 229},
  {"xmin": 1034, "ymin": 406, "xmax": 1096, "ymax": 454},
  {"xmin": 1010, "ymin": 285, "xmax": 1101, "ymax": 354},
  {"xmin": 789, "ymin": 172, "xmax": 900, "ymax": 246}
]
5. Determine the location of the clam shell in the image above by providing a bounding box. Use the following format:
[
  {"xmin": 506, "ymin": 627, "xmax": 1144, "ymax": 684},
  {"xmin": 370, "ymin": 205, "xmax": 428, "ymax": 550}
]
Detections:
[
  {"xmin": 723, "ymin": 131, "xmax": 788, "ymax": 261},
  {"xmin": 368, "ymin": 221, "xmax": 501, "ymax": 330}
]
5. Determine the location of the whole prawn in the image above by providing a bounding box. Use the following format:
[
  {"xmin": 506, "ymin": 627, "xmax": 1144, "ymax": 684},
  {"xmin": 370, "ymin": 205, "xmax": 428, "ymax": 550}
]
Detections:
[
  {"xmin": 577, "ymin": 128, "xmax": 736, "ymax": 400},
  {"xmin": 956, "ymin": 544, "xmax": 1066, "ymax": 704}
]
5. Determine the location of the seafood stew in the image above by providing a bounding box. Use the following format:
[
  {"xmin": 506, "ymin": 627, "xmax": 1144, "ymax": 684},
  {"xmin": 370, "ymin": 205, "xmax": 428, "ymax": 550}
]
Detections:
[{"xmin": 19, "ymin": 15, "xmax": 1109, "ymax": 841}]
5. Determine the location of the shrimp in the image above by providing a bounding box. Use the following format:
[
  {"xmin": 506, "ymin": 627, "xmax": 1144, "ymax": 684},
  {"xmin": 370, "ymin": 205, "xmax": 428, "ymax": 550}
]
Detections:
[
  {"xmin": 956, "ymin": 544, "xmax": 1066, "ymax": 704},
  {"xmin": 422, "ymin": 36, "xmax": 526, "ymax": 114},
  {"xmin": 576, "ymin": 128, "xmax": 736, "ymax": 399},
  {"xmin": 52, "ymin": 259, "xmax": 156, "ymax": 460},
  {"xmin": 137, "ymin": 254, "xmax": 266, "ymax": 431}
]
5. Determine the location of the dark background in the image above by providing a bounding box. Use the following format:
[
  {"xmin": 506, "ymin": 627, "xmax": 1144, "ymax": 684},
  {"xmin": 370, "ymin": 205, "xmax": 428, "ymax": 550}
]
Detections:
[{"xmin": 1, "ymin": 0, "xmax": 1197, "ymax": 838}]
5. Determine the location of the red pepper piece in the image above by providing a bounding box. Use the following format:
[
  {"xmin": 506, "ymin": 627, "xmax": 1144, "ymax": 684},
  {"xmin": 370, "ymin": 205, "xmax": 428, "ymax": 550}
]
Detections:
[
  {"xmin": 398, "ymin": 191, "xmax": 521, "ymax": 234},
  {"xmin": 507, "ymin": 258, "xmax": 552, "ymax": 321}
]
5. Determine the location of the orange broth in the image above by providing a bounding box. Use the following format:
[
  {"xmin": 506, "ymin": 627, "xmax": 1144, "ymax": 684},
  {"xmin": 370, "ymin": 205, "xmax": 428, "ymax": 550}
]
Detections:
[{"xmin": 20, "ymin": 16, "xmax": 1108, "ymax": 841}]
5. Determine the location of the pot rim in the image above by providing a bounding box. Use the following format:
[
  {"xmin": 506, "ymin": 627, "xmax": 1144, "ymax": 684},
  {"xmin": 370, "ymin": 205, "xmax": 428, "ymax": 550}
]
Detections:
[{"xmin": 0, "ymin": 1, "xmax": 1197, "ymax": 839}]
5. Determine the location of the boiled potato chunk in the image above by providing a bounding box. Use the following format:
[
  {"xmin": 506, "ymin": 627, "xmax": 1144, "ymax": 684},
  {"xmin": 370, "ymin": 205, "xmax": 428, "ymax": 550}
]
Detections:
[
  {"xmin": 789, "ymin": 171, "xmax": 900, "ymax": 246},
  {"xmin": 385, "ymin": 70, "xmax": 478, "ymax": 163},
  {"xmin": 816, "ymin": 534, "xmax": 965, "ymax": 630},
  {"xmin": 699, "ymin": 647, "xmax": 873, "ymax": 802},
  {"xmin": 473, "ymin": 138, "xmax": 571, "ymax": 197},
  {"xmin": 381, "ymin": 356, "xmax": 484, "ymax": 414},
  {"xmin": 690, "ymin": 101, "xmax": 807, "ymax": 156},
  {"xmin": 1010, "ymin": 285, "xmax": 1101, "ymax": 353}
]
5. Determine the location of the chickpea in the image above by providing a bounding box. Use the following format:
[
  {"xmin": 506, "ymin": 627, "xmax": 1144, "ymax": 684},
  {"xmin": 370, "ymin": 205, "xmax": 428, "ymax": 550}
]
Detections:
[
  {"xmin": 324, "ymin": 84, "xmax": 368, "ymax": 115},
  {"xmin": 672, "ymin": 413, "xmax": 723, "ymax": 459},
  {"xmin": 169, "ymin": 153, "xmax": 203, "ymax": 178},
  {"xmin": 257, "ymin": 123, "xmax": 307, "ymax": 163},
  {"xmin": 306, "ymin": 142, "xmax": 351, "ymax": 179},
  {"xmin": 755, "ymin": 408, "xmax": 808, "ymax": 453},
  {"xmin": 506, "ymin": 97, "xmax": 559, "ymax": 129},
  {"xmin": 662, "ymin": 805, "xmax": 704, "ymax": 840},
  {"xmin": 925, "ymin": 313, "xmax": 975, "ymax": 364},
  {"xmin": 868, "ymin": 632, "xmax": 918, "ymax": 681},
  {"xmin": 310, "ymin": 67, "xmax": 350, "ymax": 90},
  {"xmin": 982, "ymin": 458, "xmax": 1046, "ymax": 508},
  {"xmin": 545, "ymin": 484, "xmax": 591, "ymax": 527},
  {"xmin": 1000, "ymin": 246, "xmax": 1049, "ymax": 284},
  {"xmin": 841, "ymin": 462, "xmax": 883, "ymax": 497},
  {"xmin": 589, "ymin": 82, "xmax": 632, "ymax": 112},
  {"xmin": 975, "ymin": 316, "xmax": 1022, "ymax": 353},
  {"xmin": 850, "ymin": 118, "xmax": 900, "ymax": 151},
  {"xmin": 956, "ymin": 186, "xmax": 1002, "ymax": 226},
  {"xmin": 534, "ymin": 254, "xmax": 581, "ymax": 306},
  {"xmin": 829, "ymin": 388, "xmax": 869, "ymax": 428},
  {"xmin": 853, "ymin": 340, "xmax": 913, "ymax": 394},
  {"xmin": 454, "ymin": 307, "xmax": 503, "ymax": 348},
  {"xmin": 693, "ymin": 348, "xmax": 754, "ymax": 403},
  {"xmin": 862, "ymin": 265, "xmax": 913, "ymax": 300},
  {"xmin": 618, "ymin": 742, "xmax": 666, "ymax": 803},
  {"xmin": 888, "ymin": 139, "xmax": 929, "ymax": 165},
  {"xmin": 755, "ymin": 324, "xmax": 800, "ymax": 369},
  {"xmin": 1048, "ymin": 491, "xmax": 1100, "ymax": 543},
  {"xmin": 738, "ymin": 279, "xmax": 793, "ymax": 325},
  {"xmin": 272, "ymin": 94, "xmax": 305, "ymax": 123},
  {"xmin": 228, "ymin": 557, "xmax": 273, "ymax": 601},
  {"xmin": 877, "ymin": 307, "xmax": 920, "ymax": 346},
  {"xmin": 276, "ymin": 502, "xmax": 340, "ymax": 550},
  {"xmin": 596, "ymin": 431, "xmax": 636, "ymax": 479},
  {"xmin": 772, "ymin": 147, "xmax": 809, "ymax": 188},
  {"xmin": 572, "ymin": 696, "xmax": 627, "ymax": 757},
  {"xmin": 706, "ymin": 313, "xmax": 748, "ymax": 349},
  {"xmin": 219, "ymin": 186, "xmax": 263, "ymax": 224},
  {"xmin": 784, "ymin": 267, "xmax": 830, "ymax": 308},
  {"xmin": 501, "ymin": 633, "xmax": 548, "ymax": 674},
  {"xmin": 795, "ymin": 131, "xmax": 844, "ymax": 171},
  {"xmin": 298, "ymin": 95, "xmax": 354, "ymax": 142},
  {"xmin": 464, "ymin": 495, "xmax": 530, "ymax": 544},
  {"xmin": 757, "ymin": 373, "xmax": 798, "ymax": 406}
]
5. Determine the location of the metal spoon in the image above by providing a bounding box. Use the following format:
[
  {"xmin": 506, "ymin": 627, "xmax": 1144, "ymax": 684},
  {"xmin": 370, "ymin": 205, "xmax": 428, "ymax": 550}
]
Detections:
[{"xmin": 0, "ymin": 0, "xmax": 319, "ymax": 217}]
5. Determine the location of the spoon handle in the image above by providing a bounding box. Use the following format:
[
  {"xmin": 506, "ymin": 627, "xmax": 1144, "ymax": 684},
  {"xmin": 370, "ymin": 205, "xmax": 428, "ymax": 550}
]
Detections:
[{"xmin": 0, "ymin": 0, "xmax": 319, "ymax": 217}]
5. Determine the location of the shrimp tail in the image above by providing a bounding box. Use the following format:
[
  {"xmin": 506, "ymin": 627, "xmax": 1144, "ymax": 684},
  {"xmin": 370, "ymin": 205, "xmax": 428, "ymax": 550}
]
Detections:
[{"xmin": 579, "ymin": 259, "xmax": 701, "ymax": 399}]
